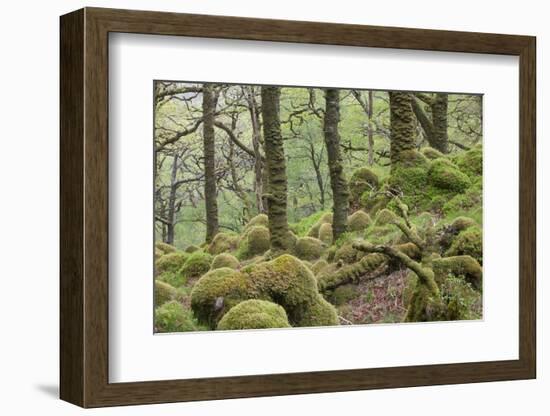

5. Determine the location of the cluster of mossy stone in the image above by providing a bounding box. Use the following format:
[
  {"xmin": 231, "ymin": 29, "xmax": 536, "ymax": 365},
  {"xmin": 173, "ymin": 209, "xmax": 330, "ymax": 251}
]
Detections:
[{"xmin": 153, "ymin": 145, "xmax": 483, "ymax": 329}]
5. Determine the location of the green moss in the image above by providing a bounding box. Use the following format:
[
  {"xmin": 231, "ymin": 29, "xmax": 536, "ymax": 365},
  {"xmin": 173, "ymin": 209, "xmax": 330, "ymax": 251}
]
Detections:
[
  {"xmin": 318, "ymin": 222, "xmax": 333, "ymax": 245},
  {"xmin": 155, "ymin": 301, "xmax": 199, "ymax": 333},
  {"xmin": 428, "ymin": 158, "xmax": 471, "ymax": 192},
  {"xmin": 311, "ymin": 259, "xmax": 329, "ymax": 275},
  {"xmin": 207, "ymin": 232, "xmax": 239, "ymax": 255},
  {"xmin": 243, "ymin": 213, "xmax": 269, "ymax": 231},
  {"xmin": 217, "ymin": 300, "xmax": 290, "ymax": 330},
  {"xmin": 294, "ymin": 237, "xmax": 325, "ymax": 261},
  {"xmin": 211, "ymin": 253, "xmax": 240, "ymax": 270},
  {"xmin": 450, "ymin": 216, "xmax": 477, "ymax": 231},
  {"xmin": 349, "ymin": 167, "xmax": 379, "ymax": 205},
  {"xmin": 156, "ymin": 270, "xmax": 187, "ymax": 288},
  {"xmin": 190, "ymin": 268, "xmax": 251, "ymax": 328},
  {"xmin": 237, "ymin": 225, "xmax": 271, "ymax": 259},
  {"xmin": 364, "ymin": 224, "xmax": 401, "ymax": 245},
  {"xmin": 299, "ymin": 296, "xmax": 339, "ymax": 327},
  {"xmin": 347, "ymin": 210, "xmax": 372, "ymax": 232},
  {"xmin": 445, "ymin": 226, "xmax": 482, "ymax": 265},
  {"xmin": 184, "ymin": 244, "xmax": 200, "ymax": 253},
  {"xmin": 433, "ymin": 255, "xmax": 482, "ymax": 290},
  {"xmin": 156, "ymin": 241, "xmax": 177, "ymax": 254},
  {"xmin": 155, "ymin": 248, "xmax": 163, "ymax": 260},
  {"xmin": 454, "ymin": 145, "xmax": 482, "ymax": 178},
  {"xmin": 179, "ymin": 251, "xmax": 213, "ymax": 279},
  {"xmin": 394, "ymin": 149, "xmax": 430, "ymax": 168},
  {"xmin": 305, "ymin": 212, "xmax": 333, "ymax": 238},
  {"xmin": 441, "ymin": 277, "xmax": 482, "ymax": 320},
  {"xmin": 155, "ymin": 280, "xmax": 177, "ymax": 307},
  {"xmin": 375, "ymin": 208, "xmax": 398, "ymax": 226},
  {"xmin": 328, "ymin": 284, "xmax": 359, "ymax": 306},
  {"xmin": 388, "ymin": 163, "xmax": 430, "ymax": 210},
  {"xmin": 155, "ymin": 252, "xmax": 188, "ymax": 275},
  {"xmin": 405, "ymin": 280, "xmax": 447, "ymax": 322},
  {"xmin": 442, "ymin": 182, "xmax": 482, "ymax": 216},
  {"xmin": 334, "ymin": 243, "xmax": 360, "ymax": 264},
  {"xmin": 421, "ymin": 146, "xmax": 445, "ymax": 160}
]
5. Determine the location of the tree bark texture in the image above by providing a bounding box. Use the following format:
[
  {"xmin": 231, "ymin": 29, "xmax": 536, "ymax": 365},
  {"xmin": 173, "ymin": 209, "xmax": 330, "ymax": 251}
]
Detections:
[
  {"xmin": 202, "ymin": 83, "xmax": 219, "ymax": 243},
  {"xmin": 389, "ymin": 92, "xmax": 416, "ymax": 164},
  {"xmin": 323, "ymin": 89, "xmax": 350, "ymax": 241},
  {"xmin": 261, "ymin": 86, "xmax": 291, "ymax": 251},
  {"xmin": 411, "ymin": 93, "xmax": 449, "ymax": 153}
]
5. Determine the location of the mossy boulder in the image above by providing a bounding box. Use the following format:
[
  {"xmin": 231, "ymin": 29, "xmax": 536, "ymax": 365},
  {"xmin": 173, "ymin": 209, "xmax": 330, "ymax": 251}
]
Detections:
[
  {"xmin": 294, "ymin": 237, "xmax": 325, "ymax": 261},
  {"xmin": 347, "ymin": 210, "xmax": 372, "ymax": 232},
  {"xmin": 237, "ymin": 225, "xmax": 271, "ymax": 259},
  {"xmin": 192, "ymin": 254, "xmax": 338, "ymax": 328},
  {"xmin": 155, "ymin": 248, "xmax": 164, "ymax": 260},
  {"xmin": 433, "ymin": 255, "xmax": 482, "ymax": 290},
  {"xmin": 217, "ymin": 300, "xmax": 291, "ymax": 330},
  {"xmin": 318, "ymin": 222, "xmax": 333, "ymax": 245},
  {"xmin": 394, "ymin": 149, "xmax": 430, "ymax": 168},
  {"xmin": 155, "ymin": 301, "xmax": 198, "ymax": 333},
  {"xmin": 307, "ymin": 212, "xmax": 333, "ymax": 238},
  {"xmin": 450, "ymin": 216, "xmax": 477, "ymax": 232},
  {"xmin": 155, "ymin": 280, "xmax": 177, "ymax": 307},
  {"xmin": 311, "ymin": 259, "xmax": 329, "ymax": 275},
  {"xmin": 244, "ymin": 213, "xmax": 269, "ymax": 231},
  {"xmin": 442, "ymin": 181, "xmax": 482, "ymax": 215},
  {"xmin": 211, "ymin": 253, "xmax": 240, "ymax": 270},
  {"xmin": 349, "ymin": 167, "xmax": 379, "ymax": 206},
  {"xmin": 184, "ymin": 244, "xmax": 200, "ymax": 253},
  {"xmin": 190, "ymin": 268, "xmax": 251, "ymax": 328},
  {"xmin": 179, "ymin": 251, "xmax": 213, "ymax": 279},
  {"xmin": 207, "ymin": 232, "xmax": 239, "ymax": 255},
  {"xmin": 334, "ymin": 243, "xmax": 361, "ymax": 264},
  {"xmin": 387, "ymin": 160, "xmax": 430, "ymax": 210},
  {"xmin": 421, "ymin": 146, "xmax": 445, "ymax": 160},
  {"xmin": 445, "ymin": 226, "xmax": 482, "ymax": 265},
  {"xmin": 328, "ymin": 284, "xmax": 359, "ymax": 306},
  {"xmin": 427, "ymin": 158, "xmax": 471, "ymax": 193},
  {"xmin": 454, "ymin": 145, "xmax": 482, "ymax": 178},
  {"xmin": 155, "ymin": 252, "xmax": 188, "ymax": 275},
  {"xmin": 156, "ymin": 241, "xmax": 177, "ymax": 254},
  {"xmin": 374, "ymin": 208, "xmax": 398, "ymax": 226}
]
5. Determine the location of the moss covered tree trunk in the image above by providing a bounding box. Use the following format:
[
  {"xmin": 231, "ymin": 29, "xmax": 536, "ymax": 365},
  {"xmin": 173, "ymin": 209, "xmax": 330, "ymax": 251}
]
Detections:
[
  {"xmin": 389, "ymin": 92, "xmax": 416, "ymax": 166},
  {"xmin": 202, "ymin": 83, "xmax": 219, "ymax": 243},
  {"xmin": 165, "ymin": 153, "xmax": 179, "ymax": 245},
  {"xmin": 261, "ymin": 86, "xmax": 290, "ymax": 251},
  {"xmin": 411, "ymin": 93, "xmax": 449, "ymax": 153},
  {"xmin": 245, "ymin": 86, "xmax": 266, "ymax": 214},
  {"xmin": 323, "ymin": 89, "xmax": 349, "ymax": 241}
]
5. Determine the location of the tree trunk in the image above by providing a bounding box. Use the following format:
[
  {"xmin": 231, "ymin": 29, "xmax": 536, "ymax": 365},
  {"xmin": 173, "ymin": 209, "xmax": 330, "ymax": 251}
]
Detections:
[
  {"xmin": 246, "ymin": 87, "xmax": 266, "ymax": 214},
  {"xmin": 202, "ymin": 83, "xmax": 219, "ymax": 243},
  {"xmin": 431, "ymin": 93, "xmax": 449, "ymax": 153},
  {"xmin": 411, "ymin": 93, "xmax": 449, "ymax": 153},
  {"xmin": 261, "ymin": 86, "xmax": 291, "ymax": 251},
  {"xmin": 323, "ymin": 89, "xmax": 349, "ymax": 241},
  {"xmin": 165, "ymin": 153, "xmax": 179, "ymax": 245},
  {"xmin": 389, "ymin": 92, "xmax": 416, "ymax": 165},
  {"xmin": 367, "ymin": 90, "xmax": 374, "ymax": 166}
]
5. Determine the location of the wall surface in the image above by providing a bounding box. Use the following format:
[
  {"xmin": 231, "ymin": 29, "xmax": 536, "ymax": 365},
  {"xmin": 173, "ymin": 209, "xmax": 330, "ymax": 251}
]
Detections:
[{"xmin": 0, "ymin": 0, "xmax": 546, "ymax": 414}]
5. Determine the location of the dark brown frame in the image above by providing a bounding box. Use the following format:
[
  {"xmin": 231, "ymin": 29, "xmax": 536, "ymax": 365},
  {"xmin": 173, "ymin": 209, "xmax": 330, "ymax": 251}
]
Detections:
[{"xmin": 60, "ymin": 7, "xmax": 536, "ymax": 408}]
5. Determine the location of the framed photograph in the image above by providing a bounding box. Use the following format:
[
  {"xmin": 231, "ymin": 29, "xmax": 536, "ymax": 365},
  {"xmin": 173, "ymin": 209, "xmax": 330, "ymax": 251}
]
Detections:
[{"xmin": 60, "ymin": 7, "xmax": 536, "ymax": 408}]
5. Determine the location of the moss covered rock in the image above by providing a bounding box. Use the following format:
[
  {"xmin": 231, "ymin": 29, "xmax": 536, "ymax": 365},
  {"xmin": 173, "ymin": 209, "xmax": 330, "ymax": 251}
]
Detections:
[
  {"xmin": 211, "ymin": 253, "xmax": 240, "ymax": 270},
  {"xmin": 184, "ymin": 244, "xmax": 200, "ymax": 253},
  {"xmin": 433, "ymin": 255, "xmax": 482, "ymax": 290},
  {"xmin": 243, "ymin": 213, "xmax": 269, "ymax": 231},
  {"xmin": 155, "ymin": 280, "xmax": 177, "ymax": 307},
  {"xmin": 318, "ymin": 222, "xmax": 333, "ymax": 245},
  {"xmin": 207, "ymin": 232, "xmax": 239, "ymax": 255},
  {"xmin": 421, "ymin": 146, "xmax": 445, "ymax": 160},
  {"xmin": 394, "ymin": 149, "xmax": 430, "ymax": 168},
  {"xmin": 445, "ymin": 226, "xmax": 482, "ymax": 265},
  {"xmin": 328, "ymin": 284, "xmax": 359, "ymax": 306},
  {"xmin": 311, "ymin": 259, "xmax": 329, "ymax": 275},
  {"xmin": 450, "ymin": 216, "xmax": 477, "ymax": 232},
  {"xmin": 156, "ymin": 241, "xmax": 177, "ymax": 254},
  {"xmin": 387, "ymin": 152, "xmax": 430, "ymax": 210},
  {"xmin": 190, "ymin": 267, "xmax": 251, "ymax": 328},
  {"xmin": 155, "ymin": 301, "xmax": 198, "ymax": 333},
  {"xmin": 349, "ymin": 167, "xmax": 379, "ymax": 206},
  {"xmin": 347, "ymin": 210, "xmax": 372, "ymax": 232},
  {"xmin": 306, "ymin": 212, "xmax": 333, "ymax": 238},
  {"xmin": 179, "ymin": 251, "xmax": 213, "ymax": 279},
  {"xmin": 217, "ymin": 300, "xmax": 291, "ymax": 330},
  {"xmin": 375, "ymin": 208, "xmax": 398, "ymax": 226},
  {"xmin": 334, "ymin": 243, "xmax": 361, "ymax": 264},
  {"xmin": 455, "ymin": 145, "xmax": 482, "ymax": 178},
  {"xmin": 155, "ymin": 248, "xmax": 164, "ymax": 260},
  {"xmin": 294, "ymin": 237, "xmax": 325, "ymax": 261},
  {"xmin": 428, "ymin": 158, "xmax": 471, "ymax": 192},
  {"xmin": 155, "ymin": 252, "xmax": 188, "ymax": 275},
  {"xmin": 442, "ymin": 180, "xmax": 482, "ymax": 215},
  {"xmin": 237, "ymin": 225, "xmax": 270, "ymax": 259},
  {"xmin": 300, "ymin": 296, "xmax": 339, "ymax": 327}
]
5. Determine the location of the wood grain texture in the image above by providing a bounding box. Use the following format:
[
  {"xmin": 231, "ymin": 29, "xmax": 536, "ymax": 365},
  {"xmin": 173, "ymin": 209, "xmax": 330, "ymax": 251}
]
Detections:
[{"xmin": 59, "ymin": 7, "xmax": 537, "ymax": 408}]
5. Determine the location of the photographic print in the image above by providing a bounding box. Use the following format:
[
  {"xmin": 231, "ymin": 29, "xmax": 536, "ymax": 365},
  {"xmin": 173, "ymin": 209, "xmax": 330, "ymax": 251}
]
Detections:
[{"xmin": 153, "ymin": 82, "xmax": 483, "ymax": 333}]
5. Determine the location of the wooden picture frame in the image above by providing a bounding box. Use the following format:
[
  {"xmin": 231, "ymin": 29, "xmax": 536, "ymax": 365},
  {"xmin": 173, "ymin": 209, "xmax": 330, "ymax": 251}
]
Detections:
[{"xmin": 60, "ymin": 7, "xmax": 536, "ymax": 408}]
